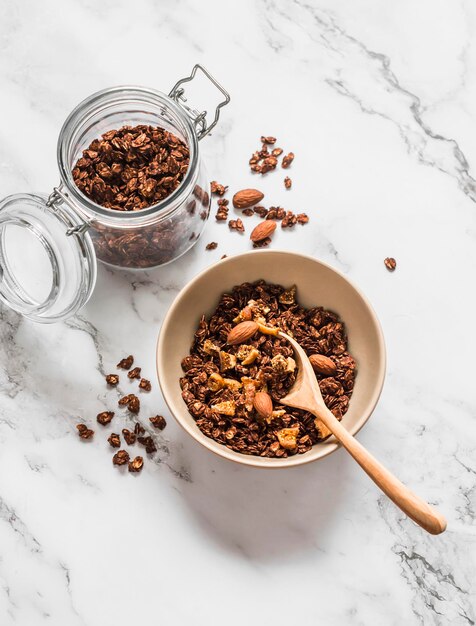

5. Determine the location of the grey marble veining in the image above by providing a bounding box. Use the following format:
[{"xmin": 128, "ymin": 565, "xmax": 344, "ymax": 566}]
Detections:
[{"xmin": 0, "ymin": 0, "xmax": 475, "ymax": 624}]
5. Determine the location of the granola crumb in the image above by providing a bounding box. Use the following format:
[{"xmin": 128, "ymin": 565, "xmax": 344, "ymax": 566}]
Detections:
[
  {"xmin": 96, "ymin": 411, "xmax": 114, "ymax": 425},
  {"xmin": 105, "ymin": 374, "xmax": 119, "ymax": 386},
  {"xmin": 128, "ymin": 456, "xmax": 144, "ymax": 472},
  {"xmin": 128, "ymin": 395, "xmax": 140, "ymax": 414},
  {"xmin": 139, "ymin": 378, "xmax": 152, "ymax": 392},
  {"xmin": 117, "ymin": 355, "xmax": 134, "ymax": 369},
  {"xmin": 76, "ymin": 424, "xmax": 94, "ymax": 439},
  {"xmin": 108, "ymin": 433, "xmax": 121, "ymax": 448},
  {"xmin": 113, "ymin": 449, "xmax": 130, "ymax": 466},
  {"xmin": 206, "ymin": 242, "xmax": 218, "ymax": 250},
  {"xmin": 228, "ymin": 218, "xmax": 245, "ymax": 233},
  {"xmin": 252, "ymin": 237, "xmax": 272, "ymax": 248},
  {"xmin": 122, "ymin": 428, "xmax": 136, "ymax": 445},
  {"xmin": 211, "ymin": 181, "xmax": 228, "ymax": 196},
  {"xmin": 149, "ymin": 415, "xmax": 167, "ymax": 430},
  {"xmin": 137, "ymin": 436, "xmax": 157, "ymax": 454},
  {"xmin": 296, "ymin": 213, "xmax": 309, "ymax": 224},
  {"xmin": 128, "ymin": 367, "xmax": 141, "ymax": 380},
  {"xmin": 134, "ymin": 422, "xmax": 145, "ymax": 436},
  {"xmin": 253, "ymin": 205, "xmax": 268, "ymax": 218},
  {"xmin": 384, "ymin": 257, "xmax": 397, "ymax": 272},
  {"xmin": 282, "ymin": 152, "xmax": 295, "ymax": 168},
  {"xmin": 118, "ymin": 394, "xmax": 140, "ymax": 414}
]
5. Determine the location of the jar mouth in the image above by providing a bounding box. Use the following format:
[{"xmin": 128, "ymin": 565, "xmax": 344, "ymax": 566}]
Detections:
[{"xmin": 57, "ymin": 85, "xmax": 200, "ymax": 222}]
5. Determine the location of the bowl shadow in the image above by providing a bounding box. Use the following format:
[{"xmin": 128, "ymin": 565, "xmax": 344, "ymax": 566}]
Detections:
[{"xmin": 169, "ymin": 428, "xmax": 354, "ymax": 562}]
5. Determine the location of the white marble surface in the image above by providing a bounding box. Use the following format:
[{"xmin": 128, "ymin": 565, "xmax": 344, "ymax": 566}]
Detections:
[{"xmin": 1, "ymin": 0, "xmax": 476, "ymax": 624}]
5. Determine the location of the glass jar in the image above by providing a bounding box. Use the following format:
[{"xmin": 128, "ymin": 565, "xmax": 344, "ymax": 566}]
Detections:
[{"xmin": 0, "ymin": 65, "xmax": 230, "ymax": 323}]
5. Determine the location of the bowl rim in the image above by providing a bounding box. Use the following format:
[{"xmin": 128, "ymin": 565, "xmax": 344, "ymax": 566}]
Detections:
[{"xmin": 157, "ymin": 249, "xmax": 387, "ymax": 469}]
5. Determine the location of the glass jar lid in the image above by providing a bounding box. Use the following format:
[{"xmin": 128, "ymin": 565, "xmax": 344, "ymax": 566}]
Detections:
[{"xmin": 0, "ymin": 192, "xmax": 97, "ymax": 323}]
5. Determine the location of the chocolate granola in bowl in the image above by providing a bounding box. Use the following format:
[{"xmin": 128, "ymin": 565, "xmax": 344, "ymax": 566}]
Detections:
[{"xmin": 180, "ymin": 281, "xmax": 357, "ymax": 458}]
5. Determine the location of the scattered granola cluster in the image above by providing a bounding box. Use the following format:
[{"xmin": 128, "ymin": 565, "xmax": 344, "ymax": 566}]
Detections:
[
  {"xmin": 75, "ymin": 354, "xmax": 167, "ymax": 474},
  {"xmin": 211, "ymin": 136, "xmax": 394, "ymax": 271},
  {"xmin": 207, "ymin": 134, "xmax": 308, "ymax": 251},
  {"xmin": 180, "ymin": 281, "xmax": 356, "ymax": 458},
  {"xmin": 249, "ymin": 136, "xmax": 294, "ymax": 175}
]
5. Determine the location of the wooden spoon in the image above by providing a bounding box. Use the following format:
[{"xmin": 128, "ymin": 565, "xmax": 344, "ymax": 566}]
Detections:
[{"xmin": 278, "ymin": 331, "xmax": 447, "ymax": 535}]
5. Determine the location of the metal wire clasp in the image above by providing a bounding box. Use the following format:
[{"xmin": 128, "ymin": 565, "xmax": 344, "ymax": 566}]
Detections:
[
  {"xmin": 169, "ymin": 64, "xmax": 230, "ymax": 140},
  {"xmin": 46, "ymin": 186, "xmax": 91, "ymax": 237}
]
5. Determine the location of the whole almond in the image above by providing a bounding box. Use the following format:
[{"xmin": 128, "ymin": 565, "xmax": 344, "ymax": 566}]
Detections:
[
  {"xmin": 309, "ymin": 354, "xmax": 337, "ymax": 376},
  {"xmin": 227, "ymin": 321, "xmax": 259, "ymax": 345},
  {"xmin": 233, "ymin": 188, "xmax": 264, "ymax": 209},
  {"xmin": 253, "ymin": 392, "xmax": 273, "ymax": 420},
  {"xmin": 250, "ymin": 220, "xmax": 277, "ymax": 243}
]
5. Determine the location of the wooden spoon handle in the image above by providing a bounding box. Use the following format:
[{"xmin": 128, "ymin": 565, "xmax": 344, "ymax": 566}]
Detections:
[{"xmin": 315, "ymin": 409, "xmax": 447, "ymax": 535}]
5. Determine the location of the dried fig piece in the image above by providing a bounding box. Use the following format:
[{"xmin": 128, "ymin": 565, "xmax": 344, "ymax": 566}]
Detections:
[
  {"xmin": 219, "ymin": 351, "xmax": 237, "ymax": 371},
  {"xmin": 276, "ymin": 427, "xmax": 299, "ymax": 450},
  {"xmin": 211, "ymin": 401, "xmax": 236, "ymax": 416},
  {"xmin": 208, "ymin": 373, "xmax": 225, "ymax": 391}
]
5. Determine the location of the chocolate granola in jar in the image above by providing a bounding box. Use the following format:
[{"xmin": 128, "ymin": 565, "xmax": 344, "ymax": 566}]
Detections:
[
  {"xmin": 58, "ymin": 66, "xmax": 229, "ymax": 269},
  {"xmin": 0, "ymin": 66, "xmax": 229, "ymax": 322}
]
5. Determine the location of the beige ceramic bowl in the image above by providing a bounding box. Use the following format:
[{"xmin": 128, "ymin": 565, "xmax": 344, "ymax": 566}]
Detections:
[{"xmin": 157, "ymin": 250, "xmax": 386, "ymax": 468}]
